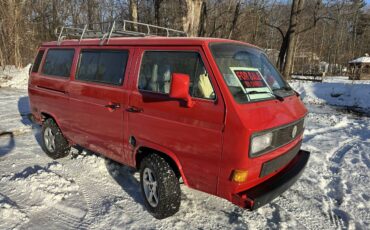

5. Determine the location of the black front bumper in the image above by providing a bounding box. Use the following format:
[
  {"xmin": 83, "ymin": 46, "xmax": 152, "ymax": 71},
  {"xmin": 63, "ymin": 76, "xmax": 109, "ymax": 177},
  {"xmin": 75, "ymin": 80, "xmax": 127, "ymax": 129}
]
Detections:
[{"xmin": 232, "ymin": 150, "xmax": 310, "ymax": 210}]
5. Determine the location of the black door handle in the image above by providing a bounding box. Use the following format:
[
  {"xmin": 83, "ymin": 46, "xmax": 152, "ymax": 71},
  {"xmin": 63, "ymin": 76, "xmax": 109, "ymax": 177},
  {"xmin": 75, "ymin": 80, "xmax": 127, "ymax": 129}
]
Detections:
[
  {"xmin": 126, "ymin": 106, "xmax": 143, "ymax": 113},
  {"xmin": 105, "ymin": 103, "xmax": 121, "ymax": 110}
]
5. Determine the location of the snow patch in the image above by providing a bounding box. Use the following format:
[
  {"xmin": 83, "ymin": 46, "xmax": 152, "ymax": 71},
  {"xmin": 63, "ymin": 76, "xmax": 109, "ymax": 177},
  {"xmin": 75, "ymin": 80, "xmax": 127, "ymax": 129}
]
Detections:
[
  {"xmin": 0, "ymin": 65, "xmax": 31, "ymax": 89},
  {"xmin": 0, "ymin": 194, "xmax": 28, "ymax": 229},
  {"xmin": 1, "ymin": 163, "xmax": 79, "ymax": 207},
  {"xmin": 290, "ymin": 77, "xmax": 370, "ymax": 111}
]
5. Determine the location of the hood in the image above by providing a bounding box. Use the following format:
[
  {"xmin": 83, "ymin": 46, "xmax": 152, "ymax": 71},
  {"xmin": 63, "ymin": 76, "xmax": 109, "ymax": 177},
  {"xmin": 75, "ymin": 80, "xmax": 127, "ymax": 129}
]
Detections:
[{"xmin": 235, "ymin": 95, "xmax": 307, "ymax": 132}]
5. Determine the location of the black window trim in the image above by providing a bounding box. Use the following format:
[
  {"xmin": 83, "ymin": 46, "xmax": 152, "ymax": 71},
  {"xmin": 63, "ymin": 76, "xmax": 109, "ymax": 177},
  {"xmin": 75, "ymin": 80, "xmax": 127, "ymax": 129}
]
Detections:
[
  {"xmin": 137, "ymin": 50, "xmax": 217, "ymax": 102},
  {"xmin": 41, "ymin": 48, "xmax": 75, "ymax": 78},
  {"xmin": 31, "ymin": 50, "xmax": 45, "ymax": 73},
  {"xmin": 75, "ymin": 49, "xmax": 129, "ymax": 87}
]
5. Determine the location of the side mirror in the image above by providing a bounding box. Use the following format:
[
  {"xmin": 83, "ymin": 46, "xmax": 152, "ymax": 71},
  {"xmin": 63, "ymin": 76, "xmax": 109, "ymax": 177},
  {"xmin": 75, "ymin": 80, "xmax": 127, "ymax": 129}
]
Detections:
[{"xmin": 169, "ymin": 73, "xmax": 194, "ymax": 108}]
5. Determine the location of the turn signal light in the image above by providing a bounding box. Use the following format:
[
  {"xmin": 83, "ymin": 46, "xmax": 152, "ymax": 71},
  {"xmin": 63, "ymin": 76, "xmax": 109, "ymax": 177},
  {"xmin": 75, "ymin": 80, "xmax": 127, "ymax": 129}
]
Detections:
[{"xmin": 231, "ymin": 170, "xmax": 248, "ymax": 183}]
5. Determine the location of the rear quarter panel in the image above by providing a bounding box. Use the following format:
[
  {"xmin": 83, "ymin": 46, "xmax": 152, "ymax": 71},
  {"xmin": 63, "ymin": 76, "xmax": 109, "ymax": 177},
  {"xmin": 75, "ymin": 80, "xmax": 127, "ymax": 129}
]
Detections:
[{"xmin": 28, "ymin": 47, "xmax": 78, "ymax": 140}]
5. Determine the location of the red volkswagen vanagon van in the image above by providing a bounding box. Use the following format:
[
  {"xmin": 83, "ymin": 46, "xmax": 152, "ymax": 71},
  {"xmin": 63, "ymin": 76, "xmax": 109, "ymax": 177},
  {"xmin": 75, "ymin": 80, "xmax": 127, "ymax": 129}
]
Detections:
[{"xmin": 28, "ymin": 22, "xmax": 309, "ymax": 219}]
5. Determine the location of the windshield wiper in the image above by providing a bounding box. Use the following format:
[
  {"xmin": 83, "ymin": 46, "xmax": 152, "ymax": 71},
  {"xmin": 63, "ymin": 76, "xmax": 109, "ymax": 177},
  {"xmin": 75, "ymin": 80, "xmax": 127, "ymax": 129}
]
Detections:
[
  {"xmin": 273, "ymin": 86, "xmax": 292, "ymax": 92},
  {"xmin": 282, "ymin": 86, "xmax": 293, "ymax": 91},
  {"xmin": 246, "ymin": 90, "xmax": 284, "ymax": 101}
]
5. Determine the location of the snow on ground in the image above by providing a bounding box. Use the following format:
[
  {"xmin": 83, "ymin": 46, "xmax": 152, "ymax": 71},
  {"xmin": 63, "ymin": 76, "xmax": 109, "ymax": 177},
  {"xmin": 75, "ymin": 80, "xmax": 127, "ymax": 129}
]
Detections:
[
  {"xmin": 0, "ymin": 74, "xmax": 369, "ymax": 229},
  {"xmin": 0, "ymin": 65, "xmax": 31, "ymax": 89},
  {"xmin": 290, "ymin": 77, "xmax": 370, "ymax": 114}
]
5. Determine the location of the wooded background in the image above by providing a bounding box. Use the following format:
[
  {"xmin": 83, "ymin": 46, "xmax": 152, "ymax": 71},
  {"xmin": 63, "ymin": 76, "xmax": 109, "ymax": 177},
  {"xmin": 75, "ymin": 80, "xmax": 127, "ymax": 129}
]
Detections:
[{"xmin": 0, "ymin": 0, "xmax": 369, "ymax": 79}]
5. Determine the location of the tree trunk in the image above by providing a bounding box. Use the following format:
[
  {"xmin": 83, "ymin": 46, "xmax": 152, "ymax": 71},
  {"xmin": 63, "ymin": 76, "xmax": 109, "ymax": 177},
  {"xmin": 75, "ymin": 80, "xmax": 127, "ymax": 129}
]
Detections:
[
  {"xmin": 252, "ymin": 14, "xmax": 260, "ymax": 44},
  {"xmin": 0, "ymin": 24, "xmax": 3, "ymax": 66},
  {"xmin": 197, "ymin": 1, "xmax": 207, "ymax": 37},
  {"xmin": 228, "ymin": 1, "xmax": 240, "ymax": 39},
  {"xmin": 277, "ymin": 35, "xmax": 288, "ymax": 71},
  {"xmin": 129, "ymin": 0, "xmax": 138, "ymax": 30},
  {"xmin": 13, "ymin": 0, "xmax": 23, "ymax": 67},
  {"xmin": 86, "ymin": 0, "xmax": 95, "ymax": 29},
  {"xmin": 71, "ymin": 0, "xmax": 80, "ymax": 25},
  {"xmin": 282, "ymin": 0, "xmax": 305, "ymax": 79},
  {"xmin": 153, "ymin": 0, "xmax": 162, "ymax": 26},
  {"xmin": 0, "ymin": 28, "xmax": 7, "ymax": 66},
  {"xmin": 52, "ymin": 0, "xmax": 58, "ymax": 29},
  {"xmin": 183, "ymin": 0, "xmax": 204, "ymax": 37}
]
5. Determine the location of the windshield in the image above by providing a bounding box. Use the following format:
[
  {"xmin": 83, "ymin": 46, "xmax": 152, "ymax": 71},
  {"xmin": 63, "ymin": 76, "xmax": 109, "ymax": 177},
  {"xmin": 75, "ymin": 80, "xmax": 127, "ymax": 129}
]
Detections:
[{"xmin": 210, "ymin": 43, "xmax": 292, "ymax": 103}]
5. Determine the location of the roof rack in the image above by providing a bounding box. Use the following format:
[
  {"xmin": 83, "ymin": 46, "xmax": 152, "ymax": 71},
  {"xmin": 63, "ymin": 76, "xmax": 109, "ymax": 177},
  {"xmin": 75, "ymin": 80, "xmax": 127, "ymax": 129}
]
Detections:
[{"xmin": 55, "ymin": 20, "xmax": 188, "ymax": 45}]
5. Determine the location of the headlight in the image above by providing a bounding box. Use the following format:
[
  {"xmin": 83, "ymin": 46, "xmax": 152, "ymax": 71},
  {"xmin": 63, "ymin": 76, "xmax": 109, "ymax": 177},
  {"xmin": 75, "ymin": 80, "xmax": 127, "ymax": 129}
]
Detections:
[{"xmin": 250, "ymin": 132, "xmax": 273, "ymax": 156}]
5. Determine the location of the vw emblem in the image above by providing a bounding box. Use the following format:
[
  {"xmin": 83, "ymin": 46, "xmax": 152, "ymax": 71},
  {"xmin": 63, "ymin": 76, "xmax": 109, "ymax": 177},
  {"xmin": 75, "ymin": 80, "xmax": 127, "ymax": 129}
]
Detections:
[{"xmin": 292, "ymin": 125, "xmax": 298, "ymax": 138}]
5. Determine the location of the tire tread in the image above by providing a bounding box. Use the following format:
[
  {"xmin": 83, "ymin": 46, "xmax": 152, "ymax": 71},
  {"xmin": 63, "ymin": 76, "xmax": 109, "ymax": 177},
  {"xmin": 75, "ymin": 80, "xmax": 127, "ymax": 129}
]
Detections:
[
  {"xmin": 140, "ymin": 154, "xmax": 181, "ymax": 219},
  {"xmin": 41, "ymin": 118, "xmax": 70, "ymax": 159}
]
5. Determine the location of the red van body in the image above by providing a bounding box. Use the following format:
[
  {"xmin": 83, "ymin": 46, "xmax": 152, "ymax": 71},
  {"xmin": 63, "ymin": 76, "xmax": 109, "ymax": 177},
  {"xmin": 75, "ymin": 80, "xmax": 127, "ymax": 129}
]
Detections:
[{"xmin": 28, "ymin": 37, "xmax": 309, "ymax": 213}]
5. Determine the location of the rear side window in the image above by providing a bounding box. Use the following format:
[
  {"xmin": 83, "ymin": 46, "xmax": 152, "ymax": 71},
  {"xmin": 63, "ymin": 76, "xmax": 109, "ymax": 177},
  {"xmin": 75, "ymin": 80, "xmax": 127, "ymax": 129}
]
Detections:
[
  {"xmin": 31, "ymin": 50, "xmax": 45, "ymax": 73},
  {"xmin": 139, "ymin": 51, "xmax": 215, "ymax": 100},
  {"xmin": 42, "ymin": 49, "xmax": 74, "ymax": 77},
  {"xmin": 76, "ymin": 50, "xmax": 128, "ymax": 85}
]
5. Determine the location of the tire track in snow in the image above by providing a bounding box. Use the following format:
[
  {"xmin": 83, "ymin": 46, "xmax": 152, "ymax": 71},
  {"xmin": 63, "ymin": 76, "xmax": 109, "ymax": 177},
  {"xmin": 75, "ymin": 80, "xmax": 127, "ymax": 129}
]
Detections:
[
  {"xmin": 23, "ymin": 168, "xmax": 90, "ymax": 229},
  {"xmin": 22, "ymin": 206, "xmax": 89, "ymax": 230},
  {"xmin": 322, "ymin": 196, "xmax": 345, "ymax": 229},
  {"xmin": 59, "ymin": 154, "xmax": 129, "ymax": 227},
  {"xmin": 69, "ymin": 172, "xmax": 96, "ymax": 226},
  {"xmin": 0, "ymin": 181, "xmax": 88, "ymax": 230},
  {"xmin": 55, "ymin": 156, "xmax": 96, "ymax": 227},
  {"xmin": 360, "ymin": 150, "xmax": 370, "ymax": 168},
  {"xmin": 324, "ymin": 139, "xmax": 358, "ymax": 229},
  {"xmin": 0, "ymin": 157, "xmax": 88, "ymax": 229}
]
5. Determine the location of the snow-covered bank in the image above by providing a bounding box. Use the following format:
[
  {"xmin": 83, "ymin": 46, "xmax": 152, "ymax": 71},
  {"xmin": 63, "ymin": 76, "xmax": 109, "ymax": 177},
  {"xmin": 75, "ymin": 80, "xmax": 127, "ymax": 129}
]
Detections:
[
  {"xmin": 0, "ymin": 65, "xmax": 31, "ymax": 89},
  {"xmin": 290, "ymin": 77, "xmax": 370, "ymax": 112}
]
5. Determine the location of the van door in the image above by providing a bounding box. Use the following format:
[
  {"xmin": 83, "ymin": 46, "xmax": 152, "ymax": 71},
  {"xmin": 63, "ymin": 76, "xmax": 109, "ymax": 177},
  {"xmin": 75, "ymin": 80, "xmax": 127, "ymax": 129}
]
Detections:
[
  {"xmin": 67, "ymin": 47, "xmax": 133, "ymax": 162},
  {"xmin": 127, "ymin": 47, "xmax": 225, "ymax": 194}
]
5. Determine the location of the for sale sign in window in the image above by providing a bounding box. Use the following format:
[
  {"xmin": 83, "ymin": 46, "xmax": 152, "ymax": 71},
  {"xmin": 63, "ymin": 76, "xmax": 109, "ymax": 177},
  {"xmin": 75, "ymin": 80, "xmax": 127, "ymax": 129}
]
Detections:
[{"xmin": 229, "ymin": 67, "xmax": 274, "ymax": 101}]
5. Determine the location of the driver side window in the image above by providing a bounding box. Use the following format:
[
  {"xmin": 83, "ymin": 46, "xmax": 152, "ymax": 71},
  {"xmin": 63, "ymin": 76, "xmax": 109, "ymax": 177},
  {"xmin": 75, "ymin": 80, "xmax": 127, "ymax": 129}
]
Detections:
[{"xmin": 138, "ymin": 51, "xmax": 215, "ymax": 100}]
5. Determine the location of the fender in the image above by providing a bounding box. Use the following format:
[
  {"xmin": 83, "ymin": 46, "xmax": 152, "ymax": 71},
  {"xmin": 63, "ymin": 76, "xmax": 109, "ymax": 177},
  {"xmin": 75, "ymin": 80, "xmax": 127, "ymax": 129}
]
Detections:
[
  {"xmin": 133, "ymin": 138, "xmax": 189, "ymax": 186},
  {"xmin": 39, "ymin": 110, "xmax": 75, "ymax": 145},
  {"xmin": 40, "ymin": 110, "xmax": 59, "ymax": 125}
]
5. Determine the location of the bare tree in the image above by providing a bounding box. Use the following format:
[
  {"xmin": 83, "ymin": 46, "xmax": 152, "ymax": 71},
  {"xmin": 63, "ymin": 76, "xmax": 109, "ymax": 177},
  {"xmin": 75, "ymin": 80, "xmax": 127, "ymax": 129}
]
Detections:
[
  {"xmin": 261, "ymin": 0, "xmax": 329, "ymax": 78},
  {"xmin": 281, "ymin": 0, "xmax": 305, "ymax": 79},
  {"xmin": 0, "ymin": 0, "xmax": 369, "ymax": 70},
  {"xmin": 130, "ymin": 0, "xmax": 138, "ymax": 30},
  {"xmin": 198, "ymin": 1, "xmax": 207, "ymax": 37},
  {"xmin": 183, "ymin": 0, "xmax": 205, "ymax": 37},
  {"xmin": 85, "ymin": 0, "xmax": 99, "ymax": 29},
  {"xmin": 153, "ymin": 0, "xmax": 163, "ymax": 26},
  {"xmin": 228, "ymin": 0, "xmax": 241, "ymax": 39},
  {"xmin": 0, "ymin": 0, "xmax": 27, "ymax": 67}
]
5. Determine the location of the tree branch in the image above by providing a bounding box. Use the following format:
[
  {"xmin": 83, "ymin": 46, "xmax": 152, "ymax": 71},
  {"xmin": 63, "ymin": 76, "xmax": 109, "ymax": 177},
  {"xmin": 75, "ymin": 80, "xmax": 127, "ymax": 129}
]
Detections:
[
  {"xmin": 262, "ymin": 20, "xmax": 285, "ymax": 39},
  {"xmin": 297, "ymin": 1, "xmax": 335, "ymax": 34}
]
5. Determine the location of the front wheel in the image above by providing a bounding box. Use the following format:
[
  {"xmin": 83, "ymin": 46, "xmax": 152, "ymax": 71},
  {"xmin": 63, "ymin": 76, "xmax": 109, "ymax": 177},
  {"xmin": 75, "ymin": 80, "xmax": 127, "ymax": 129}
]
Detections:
[
  {"xmin": 41, "ymin": 118, "xmax": 70, "ymax": 159},
  {"xmin": 140, "ymin": 154, "xmax": 181, "ymax": 219}
]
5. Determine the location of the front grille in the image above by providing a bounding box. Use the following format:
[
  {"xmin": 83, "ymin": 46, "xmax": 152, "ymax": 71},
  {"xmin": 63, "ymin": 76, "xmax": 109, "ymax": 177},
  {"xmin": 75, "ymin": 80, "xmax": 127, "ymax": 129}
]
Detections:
[
  {"xmin": 250, "ymin": 118, "xmax": 305, "ymax": 158},
  {"xmin": 271, "ymin": 119, "xmax": 304, "ymax": 148}
]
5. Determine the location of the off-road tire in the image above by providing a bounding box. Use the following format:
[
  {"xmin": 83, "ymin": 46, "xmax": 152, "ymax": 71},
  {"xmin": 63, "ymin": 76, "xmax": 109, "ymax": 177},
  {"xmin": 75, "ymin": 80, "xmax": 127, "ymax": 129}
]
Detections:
[
  {"xmin": 41, "ymin": 118, "xmax": 70, "ymax": 159},
  {"xmin": 140, "ymin": 154, "xmax": 181, "ymax": 219}
]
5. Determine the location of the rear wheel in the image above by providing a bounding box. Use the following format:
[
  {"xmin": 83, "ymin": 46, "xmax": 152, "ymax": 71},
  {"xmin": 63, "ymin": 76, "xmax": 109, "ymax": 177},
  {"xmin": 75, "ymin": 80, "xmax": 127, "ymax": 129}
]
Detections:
[
  {"xmin": 41, "ymin": 118, "xmax": 70, "ymax": 159},
  {"xmin": 140, "ymin": 154, "xmax": 181, "ymax": 219}
]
